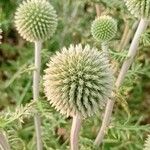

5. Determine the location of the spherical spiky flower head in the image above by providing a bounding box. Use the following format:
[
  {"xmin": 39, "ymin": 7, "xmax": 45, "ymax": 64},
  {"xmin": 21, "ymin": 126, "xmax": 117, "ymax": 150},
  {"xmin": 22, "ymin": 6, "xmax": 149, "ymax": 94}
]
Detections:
[
  {"xmin": 124, "ymin": 0, "xmax": 150, "ymax": 19},
  {"xmin": 144, "ymin": 135, "xmax": 150, "ymax": 150},
  {"xmin": 91, "ymin": 16, "xmax": 117, "ymax": 42},
  {"xmin": 43, "ymin": 44, "xmax": 114, "ymax": 118},
  {"xmin": 15, "ymin": 0, "xmax": 57, "ymax": 42}
]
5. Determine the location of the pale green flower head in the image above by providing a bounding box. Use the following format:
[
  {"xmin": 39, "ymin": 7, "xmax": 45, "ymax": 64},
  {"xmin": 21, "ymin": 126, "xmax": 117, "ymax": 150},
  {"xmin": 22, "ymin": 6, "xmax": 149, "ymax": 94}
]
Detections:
[
  {"xmin": 124, "ymin": 0, "xmax": 150, "ymax": 19},
  {"xmin": 15, "ymin": 0, "xmax": 58, "ymax": 42},
  {"xmin": 43, "ymin": 44, "xmax": 114, "ymax": 118},
  {"xmin": 91, "ymin": 15, "xmax": 117, "ymax": 42}
]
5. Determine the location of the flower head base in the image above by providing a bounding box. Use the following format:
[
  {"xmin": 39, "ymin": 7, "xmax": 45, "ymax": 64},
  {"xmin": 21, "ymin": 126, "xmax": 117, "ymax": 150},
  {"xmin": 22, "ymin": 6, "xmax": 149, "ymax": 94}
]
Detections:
[
  {"xmin": 91, "ymin": 16, "xmax": 117, "ymax": 42},
  {"xmin": 15, "ymin": 0, "xmax": 57, "ymax": 42},
  {"xmin": 124, "ymin": 0, "xmax": 150, "ymax": 19},
  {"xmin": 144, "ymin": 135, "xmax": 150, "ymax": 150},
  {"xmin": 43, "ymin": 44, "xmax": 114, "ymax": 118}
]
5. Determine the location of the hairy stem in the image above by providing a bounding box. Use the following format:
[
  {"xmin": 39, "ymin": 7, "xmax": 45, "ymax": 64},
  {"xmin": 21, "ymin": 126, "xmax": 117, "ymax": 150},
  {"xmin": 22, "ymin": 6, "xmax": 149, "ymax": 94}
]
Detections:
[
  {"xmin": 70, "ymin": 114, "xmax": 82, "ymax": 150},
  {"xmin": 0, "ymin": 132, "xmax": 10, "ymax": 150},
  {"xmin": 33, "ymin": 41, "xmax": 43, "ymax": 150},
  {"xmin": 94, "ymin": 18, "xmax": 149, "ymax": 146}
]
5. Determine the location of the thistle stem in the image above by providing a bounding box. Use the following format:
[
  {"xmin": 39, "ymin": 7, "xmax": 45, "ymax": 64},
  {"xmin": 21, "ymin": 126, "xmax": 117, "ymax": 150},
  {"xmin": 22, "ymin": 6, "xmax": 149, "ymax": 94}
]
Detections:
[
  {"xmin": 0, "ymin": 132, "xmax": 10, "ymax": 150},
  {"xmin": 33, "ymin": 41, "xmax": 43, "ymax": 150},
  {"xmin": 70, "ymin": 114, "xmax": 82, "ymax": 150},
  {"xmin": 94, "ymin": 18, "xmax": 149, "ymax": 146}
]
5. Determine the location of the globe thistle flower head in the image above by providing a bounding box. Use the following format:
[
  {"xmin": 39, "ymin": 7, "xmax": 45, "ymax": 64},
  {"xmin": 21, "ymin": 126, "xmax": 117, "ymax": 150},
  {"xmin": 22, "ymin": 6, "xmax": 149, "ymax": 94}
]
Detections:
[
  {"xmin": 124, "ymin": 0, "xmax": 150, "ymax": 19},
  {"xmin": 15, "ymin": 0, "xmax": 58, "ymax": 42},
  {"xmin": 91, "ymin": 15, "xmax": 117, "ymax": 42},
  {"xmin": 144, "ymin": 135, "xmax": 150, "ymax": 150},
  {"xmin": 43, "ymin": 44, "xmax": 114, "ymax": 118}
]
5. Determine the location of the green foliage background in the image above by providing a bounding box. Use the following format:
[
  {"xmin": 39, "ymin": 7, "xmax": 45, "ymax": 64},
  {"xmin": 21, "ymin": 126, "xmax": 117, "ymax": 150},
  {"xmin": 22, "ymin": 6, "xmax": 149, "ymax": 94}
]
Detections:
[{"xmin": 0, "ymin": 0, "xmax": 150, "ymax": 149}]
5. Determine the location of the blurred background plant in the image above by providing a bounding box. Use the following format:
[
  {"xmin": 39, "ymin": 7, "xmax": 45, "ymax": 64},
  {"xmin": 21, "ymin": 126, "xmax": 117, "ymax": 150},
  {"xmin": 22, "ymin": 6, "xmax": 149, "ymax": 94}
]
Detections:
[{"xmin": 0, "ymin": 0, "xmax": 150, "ymax": 149}]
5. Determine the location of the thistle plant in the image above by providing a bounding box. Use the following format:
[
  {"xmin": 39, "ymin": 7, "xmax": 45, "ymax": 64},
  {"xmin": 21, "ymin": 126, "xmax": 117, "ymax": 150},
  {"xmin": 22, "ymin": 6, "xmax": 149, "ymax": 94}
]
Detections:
[
  {"xmin": 144, "ymin": 135, "xmax": 150, "ymax": 150},
  {"xmin": 94, "ymin": 0, "xmax": 149, "ymax": 146},
  {"xmin": 91, "ymin": 15, "xmax": 117, "ymax": 53},
  {"xmin": 43, "ymin": 44, "xmax": 114, "ymax": 150},
  {"xmin": 14, "ymin": 0, "xmax": 58, "ymax": 149}
]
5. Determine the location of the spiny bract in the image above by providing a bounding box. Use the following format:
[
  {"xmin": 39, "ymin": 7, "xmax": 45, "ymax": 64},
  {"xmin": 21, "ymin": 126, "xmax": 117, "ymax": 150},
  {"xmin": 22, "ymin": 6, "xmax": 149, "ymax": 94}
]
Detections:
[
  {"xmin": 91, "ymin": 15, "xmax": 117, "ymax": 42},
  {"xmin": 15, "ymin": 0, "xmax": 57, "ymax": 42},
  {"xmin": 43, "ymin": 44, "xmax": 114, "ymax": 118},
  {"xmin": 124, "ymin": 0, "xmax": 150, "ymax": 19},
  {"xmin": 144, "ymin": 135, "xmax": 150, "ymax": 150}
]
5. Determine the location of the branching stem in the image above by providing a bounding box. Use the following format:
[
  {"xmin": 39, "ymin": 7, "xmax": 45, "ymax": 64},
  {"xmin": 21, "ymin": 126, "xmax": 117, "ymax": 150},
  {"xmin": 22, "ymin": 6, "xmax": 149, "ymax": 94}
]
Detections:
[
  {"xmin": 70, "ymin": 114, "xmax": 82, "ymax": 150},
  {"xmin": 94, "ymin": 18, "xmax": 149, "ymax": 146},
  {"xmin": 33, "ymin": 41, "xmax": 43, "ymax": 150}
]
